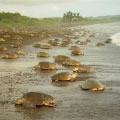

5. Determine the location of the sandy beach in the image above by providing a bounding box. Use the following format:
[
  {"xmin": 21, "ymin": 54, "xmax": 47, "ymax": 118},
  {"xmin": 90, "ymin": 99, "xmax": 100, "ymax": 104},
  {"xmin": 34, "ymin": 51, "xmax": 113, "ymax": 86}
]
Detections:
[{"xmin": 0, "ymin": 22, "xmax": 120, "ymax": 120}]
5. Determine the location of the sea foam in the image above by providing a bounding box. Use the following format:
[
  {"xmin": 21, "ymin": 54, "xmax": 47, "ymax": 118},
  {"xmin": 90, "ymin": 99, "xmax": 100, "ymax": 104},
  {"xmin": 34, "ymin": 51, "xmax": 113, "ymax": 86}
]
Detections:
[{"xmin": 111, "ymin": 32, "xmax": 120, "ymax": 46}]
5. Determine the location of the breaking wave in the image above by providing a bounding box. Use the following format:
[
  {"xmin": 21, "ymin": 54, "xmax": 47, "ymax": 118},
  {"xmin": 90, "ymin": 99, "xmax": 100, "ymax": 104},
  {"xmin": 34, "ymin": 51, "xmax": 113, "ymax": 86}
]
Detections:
[{"xmin": 111, "ymin": 32, "xmax": 120, "ymax": 46}]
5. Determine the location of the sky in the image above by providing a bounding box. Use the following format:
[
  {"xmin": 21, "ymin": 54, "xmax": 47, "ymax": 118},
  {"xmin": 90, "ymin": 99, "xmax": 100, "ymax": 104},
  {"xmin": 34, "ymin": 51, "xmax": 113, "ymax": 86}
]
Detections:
[{"xmin": 0, "ymin": 0, "xmax": 120, "ymax": 18}]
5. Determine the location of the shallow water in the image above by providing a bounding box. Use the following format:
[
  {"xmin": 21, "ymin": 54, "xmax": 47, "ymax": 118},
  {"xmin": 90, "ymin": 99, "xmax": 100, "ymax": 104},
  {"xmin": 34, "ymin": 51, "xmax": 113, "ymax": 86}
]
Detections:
[{"xmin": 0, "ymin": 22, "xmax": 120, "ymax": 120}]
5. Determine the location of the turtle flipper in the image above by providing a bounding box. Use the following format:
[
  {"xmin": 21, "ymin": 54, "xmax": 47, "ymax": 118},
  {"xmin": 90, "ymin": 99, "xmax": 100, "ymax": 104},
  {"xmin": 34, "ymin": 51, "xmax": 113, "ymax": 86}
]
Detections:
[{"xmin": 22, "ymin": 101, "xmax": 36, "ymax": 108}]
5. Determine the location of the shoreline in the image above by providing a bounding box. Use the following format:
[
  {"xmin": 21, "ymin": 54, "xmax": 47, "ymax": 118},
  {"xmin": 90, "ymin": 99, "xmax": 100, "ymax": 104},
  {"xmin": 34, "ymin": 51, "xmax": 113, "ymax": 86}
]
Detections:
[{"xmin": 0, "ymin": 22, "xmax": 120, "ymax": 120}]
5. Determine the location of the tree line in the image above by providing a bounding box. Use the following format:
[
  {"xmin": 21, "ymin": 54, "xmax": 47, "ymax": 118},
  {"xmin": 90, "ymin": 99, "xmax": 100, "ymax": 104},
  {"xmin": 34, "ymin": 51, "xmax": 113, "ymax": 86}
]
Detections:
[{"xmin": 63, "ymin": 11, "xmax": 84, "ymax": 22}]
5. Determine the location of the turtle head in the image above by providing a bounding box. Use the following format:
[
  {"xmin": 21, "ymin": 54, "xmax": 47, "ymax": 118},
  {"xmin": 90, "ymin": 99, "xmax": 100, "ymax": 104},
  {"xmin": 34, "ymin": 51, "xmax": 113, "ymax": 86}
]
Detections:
[
  {"xmin": 34, "ymin": 65, "xmax": 40, "ymax": 70},
  {"xmin": 72, "ymin": 72, "xmax": 77, "ymax": 79},
  {"xmin": 51, "ymin": 64, "xmax": 56, "ymax": 69},
  {"xmin": 43, "ymin": 98, "xmax": 55, "ymax": 107},
  {"xmin": 15, "ymin": 97, "xmax": 24, "ymax": 105}
]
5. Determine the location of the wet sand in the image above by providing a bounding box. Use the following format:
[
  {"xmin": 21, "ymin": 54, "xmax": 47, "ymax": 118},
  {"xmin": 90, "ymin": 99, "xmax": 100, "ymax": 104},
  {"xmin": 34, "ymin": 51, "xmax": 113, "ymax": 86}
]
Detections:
[{"xmin": 0, "ymin": 22, "xmax": 120, "ymax": 120}]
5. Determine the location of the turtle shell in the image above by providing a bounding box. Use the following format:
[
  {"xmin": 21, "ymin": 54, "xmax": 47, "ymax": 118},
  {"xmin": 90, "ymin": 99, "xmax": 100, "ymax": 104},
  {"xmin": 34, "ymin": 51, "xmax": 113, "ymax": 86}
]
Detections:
[
  {"xmin": 52, "ymin": 72, "xmax": 72, "ymax": 81},
  {"xmin": 0, "ymin": 46, "xmax": 8, "ymax": 51},
  {"xmin": 0, "ymin": 38, "xmax": 6, "ymax": 42},
  {"xmin": 71, "ymin": 50, "xmax": 84, "ymax": 56},
  {"xmin": 40, "ymin": 44, "xmax": 51, "ymax": 49},
  {"xmin": 33, "ymin": 44, "xmax": 41, "ymax": 48},
  {"xmin": 79, "ymin": 41, "xmax": 88, "ymax": 45},
  {"xmin": 39, "ymin": 62, "xmax": 56, "ymax": 70},
  {"xmin": 74, "ymin": 65, "xmax": 92, "ymax": 73},
  {"xmin": 63, "ymin": 59, "xmax": 80, "ymax": 66},
  {"xmin": 69, "ymin": 46, "xmax": 80, "ymax": 51},
  {"xmin": 23, "ymin": 92, "xmax": 54, "ymax": 105},
  {"xmin": 37, "ymin": 52, "xmax": 49, "ymax": 57},
  {"xmin": 16, "ymin": 92, "xmax": 54, "ymax": 107},
  {"xmin": 81, "ymin": 79, "xmax": 104, "ymax": 90},
  {"xmin": 2, "ymin": 53, "xmax": 17, "ymax": 59},
  {"xmin": 53, "ymin": 55, "xmax": 70, "ymax": 63},
  {"xmin": 96, "ymin": 42, "xmax": 104, "ymax": 46}
]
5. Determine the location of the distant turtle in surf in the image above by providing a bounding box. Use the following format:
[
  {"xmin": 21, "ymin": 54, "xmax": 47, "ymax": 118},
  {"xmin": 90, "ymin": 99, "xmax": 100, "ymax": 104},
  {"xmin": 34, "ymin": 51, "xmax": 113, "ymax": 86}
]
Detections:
[
  {"xmin": 60, "ymin": 41, "xmax": 69, "ymax": 47},
  {"xmin": 96, "ymin": 42, "xmax": 105, "ymax": 46},
  {"xmin": 37, "ymin": 52, "xmax": 49, "ymax": 57},
  {"xmin": 4, "ymin": 34, "xmax": 11, "ymax": 38},
  {"xmin": 51, "ymin": 72, "xmax": 77, "ymax": 82},
  {"xmin": 2, "ymin": 53, "xmax": 17, "ymax": 59},
  {"xmin": 51, "ymin": 39, "xmax": 62, "ymax": 46},
  {"xmin": 11, "ymin": 41, "xmax": 22, "ymax": 48},
  {"xmin": 40, "ymin": 39, "xmax": 49, "ymax": 43},
  {"xmin": 69, "ymin": 46, "xmax": 80, "ymax": 51},
  {"xmin": 71, "ymin": 50, "xmax": 84, "ymax": 56},
  {"xmin": 40, "ymin": 44, "xmax": 52, "ymax": 49},
  {"xmin": 73, "ymin": 65, "xmax": 93, "ymax": 73},
  {"xmin": 53, "ymin": 55, "xmax": 70, "ymax": 63},
  {"xmin": 33, "ymin": 43, "xmax": 41, "ymax": 48},
  {"xmin": 15, "ymin": 49, "xmax": 25, "ymax": 55},
  {"xmin": 15, "ymin": 92, "xmax": 55, "ymax": 108},
  {"xmin": 80, "ymin": 79, "xmax": 104, "ymax": 91},
  {"xmin": 79, "ymin": 41, "xmax": 88, "ymax": 45},
  {"xmin": 86, "ymin": 39, "xmax": 91, "ymax": 42},
  {"xmin": 34, "ymin": 62, "xmax": 56, "ymax": 70},
  {"xmin": 0, "ymin": 46, "xmax": 8, "ymax": 51},
  {"xmin": 63, "ymin": 59, "xmax": 80, "ymax": 66},
  {"xmin": 0, "ymin": 38, "xmax": 6, "ymax": 42},
  {"xmin": 12, "ymin": 35, "xmax": 23, "ymax": 40},
  {"xmin": 104, "ymin": 39, "xmax": 112, "ymax": 44}
]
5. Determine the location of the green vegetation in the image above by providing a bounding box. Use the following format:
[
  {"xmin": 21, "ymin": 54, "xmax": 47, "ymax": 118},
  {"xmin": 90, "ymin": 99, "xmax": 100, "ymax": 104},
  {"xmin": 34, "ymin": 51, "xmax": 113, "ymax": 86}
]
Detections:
[
  {"xmin": 0, "ymin": 12, "xmax": 62, "ymax": 27},
  {"xmin": 63, "ymin": 11, "xmax": 85, "ymax": 23},
  {"xmin": 0, "ymin": 11, "xmax": 120, "ymax": 28}
]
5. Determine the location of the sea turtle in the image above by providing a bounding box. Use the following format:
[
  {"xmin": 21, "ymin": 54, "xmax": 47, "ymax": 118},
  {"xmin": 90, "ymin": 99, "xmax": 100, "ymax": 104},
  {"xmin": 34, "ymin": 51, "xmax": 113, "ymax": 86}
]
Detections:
[
  {"xmin": 15, "ymin": 49, "xmax": 25, "ymax": 55},
  {"xmin": 51, "ymin": 39, "xmax": 62, "ymax": 46},
  {"xmin": 79, "ymin": 41, "xmax": 88, "ymax": 45},
  {"xmin": 11, "ymin": 42, "xmax": 21, "ymax": 48},
  {"xmin": 73, "ymin": 65, "xmax": 93, "ymax": 73},
  {"xmin": 12, "ymin": 35, "xmax": 23, "ymax": 40},
  {"xmin": 63, "ymin": 59, "xmax": 80, "ymax": 66},
  {"xmin": 29, "ymin": 33, "xmax": 34, "ymax": 37},
  {"xmin": 4, "ymin": 34, "xmax": 11, "ymax": 38},
  {"xmin": 89, "ymin": 34, "xmax": 94, "ymax": 37},
  {"xmin": 69, "ymin": 46, "xmax": 80, "ymax": 51},
  {"xmin": 75, "ymin": 40, "xmax": 81, "ymax": 44},
  {"xmin": 47, "ymin": 34, "xmax": 52, "ymax": 38},
  {"xmin": 51, "ymin": 72, "xmax": 77, "ymax": 82},
  {"xmin": 40, "ymin": 44, "xmax": 52, "ymax": 49},
  {"xmin": 53, "ymin": 55, "xmax": 70, "ymax": 63},
  {"xmin": 0, "ymin": 38, "xmax": 6, "ymax": 42},
  {"xmin": 62, "ymin": 38, "xmax": 72, "ymax": 44},
  {"xmin": 15, "ymin": 92, "xmax": 55, "ymax": 108},
  {"xmin": 33, "ymin": 43, "xmax": 41, "ymax": 48},
  {"xmin": 37, "ymin": 52, "xmax": 49, "ymax": 57},
  {"xmin": 34, "ymin": 62, "xmax": 56, "ymax": 70},
  {"xmin": 60, "ymin": 41, "xmax": 69, "ymax": 47},
  {"xmin": 0, "ymin": 46, "xmax": 8, "ymax": 51},
  {"xmin": 71, "ymin": 50, "xmax": 84, "ymax": 56},
  {"xmin": 40, "ymin": 39, "xmax": 49, "ymax": 43},
  {"xmin": 80, "ymin": 79, "xmax": 104, "ymax": 91},
  {"xmin": 86, "ymin": 39, "xmax": 91, "ymax": 42},
  {"xmin": 96, "ymin": 42, "xmax": 105, "ymax": 46},
  {"xmin": 2, "ymin": 53, "xmax": 17, "ymax": 59},
  {"xmin": 104, "ymin": 39, "xmax": 112, "ymax": 44}
]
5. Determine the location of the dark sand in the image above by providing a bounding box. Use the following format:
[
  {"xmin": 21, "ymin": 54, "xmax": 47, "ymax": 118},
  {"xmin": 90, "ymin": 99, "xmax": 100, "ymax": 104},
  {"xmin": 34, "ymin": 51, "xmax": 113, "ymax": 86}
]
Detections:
[{"xmin": 0, "ymin": 22, "xmax": 120, "ymax": 120}]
